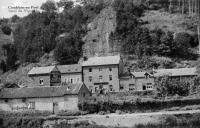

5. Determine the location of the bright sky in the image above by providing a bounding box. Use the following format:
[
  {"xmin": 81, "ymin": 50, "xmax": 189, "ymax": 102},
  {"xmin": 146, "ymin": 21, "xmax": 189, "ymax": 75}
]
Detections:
[{"xmin": 0, "ymin": 0, "xmax": 60, "ymax": 18}]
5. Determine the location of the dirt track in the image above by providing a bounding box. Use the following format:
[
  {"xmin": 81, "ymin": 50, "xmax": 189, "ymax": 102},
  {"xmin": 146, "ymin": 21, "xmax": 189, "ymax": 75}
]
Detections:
[{"xmin": 72, "ymin": 110, "xmax": 200, "ymax": 127}]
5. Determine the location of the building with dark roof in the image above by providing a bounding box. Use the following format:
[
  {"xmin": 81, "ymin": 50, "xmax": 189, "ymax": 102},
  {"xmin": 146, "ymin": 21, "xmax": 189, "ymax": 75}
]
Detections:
[
  {"xmin": 120, "ymin": 72, "xmax": 154, "ymax": 91},
  {"xmin": 0, "ymin": 83, "xmax": 90, "ymax": 113},
  {"xmin": 58, "ymin": 64, "xmax": 82, "ymax": 84},
  {"xmin": 82, "ymin": 55, "xmax": 124, "ymax": 93},
  {"xmin": 28, "ymin": 64, "xmax": 82, "ymax": 87}
]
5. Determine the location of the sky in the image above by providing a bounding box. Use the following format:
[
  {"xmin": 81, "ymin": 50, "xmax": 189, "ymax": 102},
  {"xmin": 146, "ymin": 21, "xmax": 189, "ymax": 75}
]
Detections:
[{"xmin": 0, "ymin": 0, "xmax": 60, "ymax": 18}]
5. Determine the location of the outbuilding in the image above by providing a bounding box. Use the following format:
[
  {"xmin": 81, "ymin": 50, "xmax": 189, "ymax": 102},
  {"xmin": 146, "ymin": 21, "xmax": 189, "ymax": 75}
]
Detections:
[{"xmin": 0, "ymin": 83, "xmax": 90, "ymax": 113}]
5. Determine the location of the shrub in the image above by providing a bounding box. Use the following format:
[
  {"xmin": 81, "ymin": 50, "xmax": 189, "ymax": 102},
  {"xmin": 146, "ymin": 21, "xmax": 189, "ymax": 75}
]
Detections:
[
  {"xmin": 56, "ymin": 110, "xmax": 89, "ymax": 116},
  {"xmin": 78, "ymin": 98, "xmax": 200, "ymax": 114},
  {"xmin": 1, "ymin": 24, "xmax": 12, "ymax": 35}
]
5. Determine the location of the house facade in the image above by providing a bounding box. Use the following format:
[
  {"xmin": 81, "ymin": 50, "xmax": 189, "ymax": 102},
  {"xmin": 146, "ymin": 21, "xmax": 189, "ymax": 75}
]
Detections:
[
  {"xmin": 82, "ymin": 55, "xmax": 123, "ymax": 93},
  {"xmin": 0, "ymin": 83, "xmax": 90, "ymax": 113},
  {"xmin": 58, "ymin": 64, "xmax": 82, "ymax": 84},
  {"xmin": 120, "ymin": 72, "xmax": 154, "ymax": 92},
  {"xmin": 28, "ymin": 65, "xmax": 61, "ymax": 86}
]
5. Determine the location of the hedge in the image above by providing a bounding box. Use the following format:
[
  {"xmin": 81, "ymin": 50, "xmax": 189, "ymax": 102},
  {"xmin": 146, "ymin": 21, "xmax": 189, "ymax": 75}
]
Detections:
[{"xmin": 78, "ymin": 98, "xmax": 200, "ymax": 113}]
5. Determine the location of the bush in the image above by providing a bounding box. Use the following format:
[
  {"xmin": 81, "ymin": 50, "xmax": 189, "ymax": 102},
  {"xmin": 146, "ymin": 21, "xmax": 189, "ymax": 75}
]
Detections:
[
  {"xmin": 56, "ymin": 110, "xmax": 89, "ymax": 116},
  {"xmin": 1, "ymin": 24, "xmax": 12, "ymax": 35},
  {"xmin": 78, "ymin": 98, "xmax": 200, "ymax": 114},
  {"xmin": 0, "ymin": 110, "xmax": 52, "ymax": 118},
  {"xmin": 2, "ymin": 117, "xmax": 44, "ymax": 128}
]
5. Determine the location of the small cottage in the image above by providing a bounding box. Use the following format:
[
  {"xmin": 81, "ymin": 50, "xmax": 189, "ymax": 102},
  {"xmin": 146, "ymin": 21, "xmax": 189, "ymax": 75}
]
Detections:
[
  {"xmin": 0, "ymin": 83, "xmax": 90, "ymax": 113},
  {"xmin": 120, "ymin": 72, "xmax": 154, "ymax": 91}
]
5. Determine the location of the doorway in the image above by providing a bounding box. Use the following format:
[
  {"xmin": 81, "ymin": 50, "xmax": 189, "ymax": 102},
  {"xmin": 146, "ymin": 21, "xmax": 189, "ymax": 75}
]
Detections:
[{"xmin": 53, "ymin": 102, "xmax": 59, "ymax": 114}]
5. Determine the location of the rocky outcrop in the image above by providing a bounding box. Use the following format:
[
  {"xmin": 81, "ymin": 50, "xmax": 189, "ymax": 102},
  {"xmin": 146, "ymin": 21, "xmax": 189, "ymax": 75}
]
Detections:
[{"xmin": 82, "ymin": 7, "xmax": 120, "ymax": 57}]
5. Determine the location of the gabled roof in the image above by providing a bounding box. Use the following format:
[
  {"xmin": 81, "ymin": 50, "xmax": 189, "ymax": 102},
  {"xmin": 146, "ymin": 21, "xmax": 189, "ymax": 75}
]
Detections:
[
  {"xmin": 28, "ymin": 66, "xmax": 56, "ymax": 75},
  {"xmin": 0, "ymin": 83, "xmax": 84, "ymax": 99},
  {"xmin": 82, "ymin": 55, "xmax": 121, "ymax": 67},
  {"xmin": 131, "ymin": 72, "xmax": 152, "ymax": 78},
  {"xmin": 153, "ymin": 68, "xmax": 197, "ymax": 77},
  {"xmin": 58, "ymin": 64, "xmax": 81, "ymax": 74}
]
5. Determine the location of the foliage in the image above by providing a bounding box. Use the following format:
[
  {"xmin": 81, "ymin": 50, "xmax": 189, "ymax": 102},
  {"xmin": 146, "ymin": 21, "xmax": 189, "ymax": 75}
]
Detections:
[
  {"xmin": 155, "ymin": 76, "xmax": 190, "ymax": 97},
  {"xmin": 57, "ymin": 110, "xmax": 89, "ymax": 116},
  {"xmin": 78, "ymin": 98, "xmax": 200, "ymax": 114},
  {"xmin": 41, "ymin": 0, "xmax": 57, "ymax": 12},
  {"xmin": 0, "ymin": 60, "xmax": 6, "ymax": 73},
  {"xmin": 11, "ymin": 15, "xmax": 20, "ymax": 23},
  {"xmin": 54, "ymin": 34, "xmax": 84, "ymax": 64},
  {"xmin": 1, "ymin": 44, "xmax": 17, "ymax": 70},
  {"xmin": 1, "ymin": 24, "xmax": 12, "ymax": 35},
  {"xmin": 1, "ymin": 117, "xmax": 44, "ymax": 128}
]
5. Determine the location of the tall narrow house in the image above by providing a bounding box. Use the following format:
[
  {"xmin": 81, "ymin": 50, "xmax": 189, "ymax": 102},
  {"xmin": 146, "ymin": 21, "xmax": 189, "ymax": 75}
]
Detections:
[{"xmin": 82, "ymin": 55, "xmax": 123, "ymax": 93}]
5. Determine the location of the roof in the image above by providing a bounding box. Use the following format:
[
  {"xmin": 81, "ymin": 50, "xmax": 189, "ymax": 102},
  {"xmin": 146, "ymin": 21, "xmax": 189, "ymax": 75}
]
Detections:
[
  {"xmin": 131, "ymin": 72, "xmax": 152, "ymax": 78},
  {"xmin": 82, "ymin": 55, "xmax": 121, "ymax": 67},
  {"xmin": 28, "ymin": 66, "xmax": 55, "ymax": 75},
  {"xmin": 0, "ymin": 83, "xmax": 84, "ymax": 99},
  {"xmin": 58, "ymin": 64, "xmax": 81, "ymax": 74},
  {"xmin": 28, "ymin": 64, "xmax": 81, "ymax": 75},
  {"xmin": 153, "ymin": 68, "xmax": 197, "ymax": 77}
]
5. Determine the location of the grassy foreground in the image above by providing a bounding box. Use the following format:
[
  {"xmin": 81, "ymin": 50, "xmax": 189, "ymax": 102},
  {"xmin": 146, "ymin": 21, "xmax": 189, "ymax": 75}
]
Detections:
[{"xmin": 1, "ymin": 112, "xmax": 200, "ymax": 128}]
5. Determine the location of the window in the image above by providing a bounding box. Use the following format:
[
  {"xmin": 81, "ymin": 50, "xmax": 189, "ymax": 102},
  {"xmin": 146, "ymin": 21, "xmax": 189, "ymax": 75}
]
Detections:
[
  {"xmin": 89, "ymin": 68, "xmax": 92, "ymax": 72},
  {"xmin": 77, "ymin": 77, "xmax": 80, "ymax": 83},
  {"xmin": 65, "ymin": 78, "xmax": 68, "ymax": 83},
  {"xmin": 99, "ymin": 68, "xmax": 102, "ymax": 71},
  {"xmin": 29, "ymin": 102, "xmax": 35, "ymax": 109},
  {"xmin": 109, "ymin": 67, "xmax": 112, "ymax": 71},
  {"xmin": 147, "ymin": 83, "xmax": 153, "ymax": 90},
  {"xmin": 89, "ymin": 86, "xmax": 93, "ymax": 92},
  {"xmin": 109, "ymin": 75, "xmax": 112, "ymax": 81},
  {"xmin": 109, "ymin": 85, "xmax": 113, "ymax": 91},
  {"xmin": 83, "ymin": 93, "xmax": 86, "ymax": 97},
  {"xmin": 99, "ymin": 75, "xmax": 103, "ymax": 82},
  {"xmin": 89, "ymin": 76, "xmax": 92, "ymax": 82},
  {"xmin": 39, "ymin": 79, "xmax": 44, "ymax": 85},
  {"xmin": 95, "ymin": 87, "xmax": 98, "ymax": 92},
  {"xmin": 70, "ymin": 78, "xmax": 73, "ymax": 83},
  {"xmin": 129, "ymin": 84, "xmax": 135, "ymax": 91},
  {"xmin": 120, "ymin": 85, "xmax": 124, "ymax": 90}
]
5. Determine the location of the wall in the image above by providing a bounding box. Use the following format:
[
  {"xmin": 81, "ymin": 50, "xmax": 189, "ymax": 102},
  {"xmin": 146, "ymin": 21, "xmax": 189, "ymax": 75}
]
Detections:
[
  {"xmin": 61, "ymin": 73, "xmax": 82, "ymax": 84},
  {"xmin": 29, "ymin": 75, "xmax": 50, "ymax": 86},
  {"xmin": 0, "ymin": 96, "xmax": 79, "ymax": 112},
  {"xmin": 135, "ymin": 77, "xmax": 155, "ymax": 91},
  {"xmin": 83, "ymin": 65, "xmax": 120, "ymax": 93},
  {"xmin": 119, "ymin": 76, "xmax": 155, "ymax": 92},
  {"xmin": 119, "ymin": 78, "xmax": 135, "ymax": 91}
]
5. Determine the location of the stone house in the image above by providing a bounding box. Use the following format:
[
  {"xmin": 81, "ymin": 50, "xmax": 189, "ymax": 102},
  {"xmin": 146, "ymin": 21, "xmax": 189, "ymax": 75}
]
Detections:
[
  {"xmin": 0, "ymin": 83, "xmax": 90, "ymax": 113},
  {"xmin": 120, "ymin": 72, "xmax": 154, "ymax": 92},
  {"xmin": 28, "ymin": 64, "xmax": 82, "ymax": 87},
  {"xmin": 28, "ymin": 65, "xmax": 61, "ymax": 86},
  {"xmin": 58, "ymin": 64, "xmax": 82, "ymax": 84},
  {"xmin": 82, "ymin": 55, "xmax": 123, "ymax": 93}
]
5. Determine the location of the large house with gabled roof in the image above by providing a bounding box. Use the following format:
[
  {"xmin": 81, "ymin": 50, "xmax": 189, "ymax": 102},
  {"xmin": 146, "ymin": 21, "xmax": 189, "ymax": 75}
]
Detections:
[{"xmin": 82, "ymin": 55, "xmax": 123, "ymax": 93}]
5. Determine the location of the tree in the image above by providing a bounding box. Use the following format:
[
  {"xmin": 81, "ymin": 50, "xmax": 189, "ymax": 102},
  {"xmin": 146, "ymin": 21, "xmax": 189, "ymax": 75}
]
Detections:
[
  {"xmin": 11, "ymin": 15, "xmax": 20, "ymax": 23},
  {"xmin": 1, "ymin": 24, "xmax": 12, "ymax": 35},
  {"xmin": 57, "ymin": 0, "xmax": 74, "ymax": 10},
  {"xmin": 54, "ymin": 35, "xmax": 84, "ymax": 64},
  {"xmin": 0, "ymin": 60, "xmax": 6, "ymax": 73},
  {"xmin": 41, "ymin": 0, "xmax": 57, "ymax": 12}
]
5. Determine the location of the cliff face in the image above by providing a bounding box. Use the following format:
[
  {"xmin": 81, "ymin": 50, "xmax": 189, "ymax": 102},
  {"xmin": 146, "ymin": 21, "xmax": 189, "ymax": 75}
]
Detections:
[{"xmin": 82, "ymin": 7, "xmax": 120, "ymax": 57}]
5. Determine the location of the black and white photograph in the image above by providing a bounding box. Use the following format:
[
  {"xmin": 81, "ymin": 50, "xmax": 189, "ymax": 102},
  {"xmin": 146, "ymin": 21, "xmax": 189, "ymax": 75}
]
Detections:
[{"xmin": 1, "ymin": 0, "xmax": 200, "ymax": 127}]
